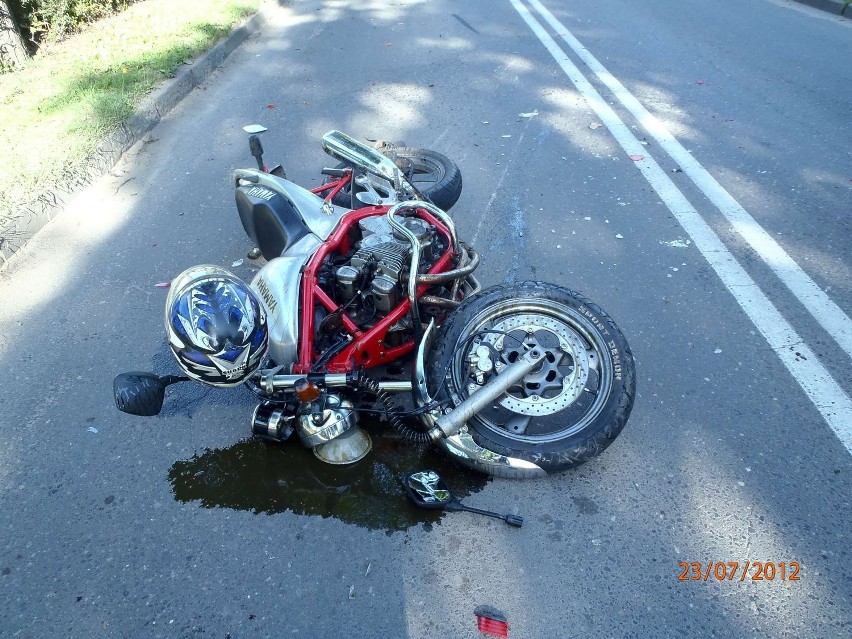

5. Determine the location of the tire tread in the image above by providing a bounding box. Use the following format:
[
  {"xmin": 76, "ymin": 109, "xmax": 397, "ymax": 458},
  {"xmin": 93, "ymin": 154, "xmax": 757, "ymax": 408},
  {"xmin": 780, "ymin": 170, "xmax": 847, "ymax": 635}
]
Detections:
[{"xmin": 428, "ymin": 281, "xmax": 636, "ymax": 475}]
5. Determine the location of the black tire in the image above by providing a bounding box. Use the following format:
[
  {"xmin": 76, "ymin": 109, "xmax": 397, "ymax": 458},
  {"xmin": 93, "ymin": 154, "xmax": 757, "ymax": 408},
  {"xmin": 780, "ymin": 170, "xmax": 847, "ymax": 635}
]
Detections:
[
  {"xmin": 426, "ymin": 282, "xmax": 635, "ymax": 477},
  {"xmin": 330, "ymin": 147, "xmax": 462, "ymax": 211}
]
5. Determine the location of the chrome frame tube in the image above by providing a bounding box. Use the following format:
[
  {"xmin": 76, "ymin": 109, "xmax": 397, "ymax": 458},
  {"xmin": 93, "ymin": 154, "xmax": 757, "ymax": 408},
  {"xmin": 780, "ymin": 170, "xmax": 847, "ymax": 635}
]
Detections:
[
  {"xmin": 386, "ymin": 202, "xmax": 425, "ymax": 330},
  {"xmin": 386, "ymin": 200, "xmax": 463, "ymax": 328},
  {"xmin": 258, "ymin": 372, "xmax": 411, "ymax": 394}
]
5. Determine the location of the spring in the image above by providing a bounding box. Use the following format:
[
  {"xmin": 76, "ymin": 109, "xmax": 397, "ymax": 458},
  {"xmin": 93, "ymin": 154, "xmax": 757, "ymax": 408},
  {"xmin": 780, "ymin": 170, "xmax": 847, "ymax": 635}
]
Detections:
[{"xmin": 355, "ymin": 371, "xmax": 433, "ymax": 445}]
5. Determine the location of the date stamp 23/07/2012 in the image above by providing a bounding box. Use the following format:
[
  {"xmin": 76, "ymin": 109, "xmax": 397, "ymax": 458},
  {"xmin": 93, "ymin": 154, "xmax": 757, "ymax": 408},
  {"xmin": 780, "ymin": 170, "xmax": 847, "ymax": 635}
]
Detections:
[{"xmin": 677, "ymin": 561, "xmax": 801, "ymax": 582}]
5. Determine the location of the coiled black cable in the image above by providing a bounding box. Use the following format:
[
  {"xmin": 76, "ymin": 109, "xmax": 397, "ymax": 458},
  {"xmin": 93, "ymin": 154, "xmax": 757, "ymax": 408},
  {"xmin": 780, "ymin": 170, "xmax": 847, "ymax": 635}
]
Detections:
[{"xmin": 354, "ymin": 370, "xmax": 434, "ymax": 445}]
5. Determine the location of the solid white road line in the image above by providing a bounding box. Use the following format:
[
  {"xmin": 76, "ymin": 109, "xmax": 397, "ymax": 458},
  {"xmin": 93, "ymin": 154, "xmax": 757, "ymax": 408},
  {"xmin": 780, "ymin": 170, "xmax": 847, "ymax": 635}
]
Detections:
[
  {"xmin": 509, "ymin": 0, "xmax": 852, "ymax": 453},
  {"xmin": 529, "ymin": 0, "xmax": 852, "ymax": 363}
]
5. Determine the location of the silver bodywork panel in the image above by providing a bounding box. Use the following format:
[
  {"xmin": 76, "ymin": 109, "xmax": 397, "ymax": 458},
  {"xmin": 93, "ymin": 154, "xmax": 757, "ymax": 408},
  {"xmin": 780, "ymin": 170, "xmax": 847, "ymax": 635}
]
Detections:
[
  {"xmin": 235, "ymin": 166, "xmax": 348, "ymax": 368},
  {"xmin": 438, "ymin": 430, "xmax": 547, "ymax": 479},
  {"xmin": 249, "ymin": 234, "xmax": 320, "ymax": 368},
  {"xmin": 321, "ymin": 130, "xmax": 401, "ymax": 183}
]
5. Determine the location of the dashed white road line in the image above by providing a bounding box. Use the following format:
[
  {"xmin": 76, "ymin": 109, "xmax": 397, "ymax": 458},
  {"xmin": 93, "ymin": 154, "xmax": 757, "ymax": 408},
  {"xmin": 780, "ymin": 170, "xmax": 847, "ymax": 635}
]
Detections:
[{"xmin": 509, "ymin": 0, "xmax": 852, "ymax": 453}]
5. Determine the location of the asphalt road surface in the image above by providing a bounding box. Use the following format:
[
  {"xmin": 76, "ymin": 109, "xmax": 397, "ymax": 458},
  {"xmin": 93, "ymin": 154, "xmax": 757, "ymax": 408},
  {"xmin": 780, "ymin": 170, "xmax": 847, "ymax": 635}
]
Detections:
[{"xmin": 1, "ymin": 0, "xmax": 850, "ymax": 636}]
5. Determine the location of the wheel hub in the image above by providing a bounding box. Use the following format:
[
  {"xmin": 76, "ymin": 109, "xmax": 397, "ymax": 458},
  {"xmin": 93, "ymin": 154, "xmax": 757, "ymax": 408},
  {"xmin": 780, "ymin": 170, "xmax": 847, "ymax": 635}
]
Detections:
[{"xmin": 473, "ymin": 313, "xmax": 592, "ymax": 417}]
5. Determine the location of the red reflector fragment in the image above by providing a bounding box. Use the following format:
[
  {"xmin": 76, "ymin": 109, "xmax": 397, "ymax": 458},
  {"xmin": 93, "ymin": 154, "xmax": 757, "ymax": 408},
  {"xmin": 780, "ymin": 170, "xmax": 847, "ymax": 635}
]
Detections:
[
  {"xmin": 477, "ymin": 617, "xmax": 508, "ymax": 638},
  {"xmin": 475, "ymin": 605, "xmax": 508, "ymax": 638}
]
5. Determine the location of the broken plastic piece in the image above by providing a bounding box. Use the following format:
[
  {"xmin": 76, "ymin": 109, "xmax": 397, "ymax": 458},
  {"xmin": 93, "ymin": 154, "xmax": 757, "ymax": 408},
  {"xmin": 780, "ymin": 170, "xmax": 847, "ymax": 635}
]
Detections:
[
  {"xmin": 243, "ymin": 124, "xmax": 268, "ymax": 133},
  {"xmin": 475, "ymin": 605, "xmax": 508, "ymax": 638}
]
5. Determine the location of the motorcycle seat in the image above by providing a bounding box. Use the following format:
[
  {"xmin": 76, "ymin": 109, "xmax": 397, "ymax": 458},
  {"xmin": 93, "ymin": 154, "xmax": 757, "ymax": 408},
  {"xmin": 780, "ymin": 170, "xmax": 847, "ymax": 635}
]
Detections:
[{"xmin": 235, "ymin": 172, "xmax": 346, "ymax": 260}]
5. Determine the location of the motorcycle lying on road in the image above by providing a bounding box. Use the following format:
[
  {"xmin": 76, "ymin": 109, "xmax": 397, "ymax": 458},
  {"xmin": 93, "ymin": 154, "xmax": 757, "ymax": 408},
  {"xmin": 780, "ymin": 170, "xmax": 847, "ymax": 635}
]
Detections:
[{"xmin": 114, "ymin": 130, "xmax": 635, "ymax": 478}]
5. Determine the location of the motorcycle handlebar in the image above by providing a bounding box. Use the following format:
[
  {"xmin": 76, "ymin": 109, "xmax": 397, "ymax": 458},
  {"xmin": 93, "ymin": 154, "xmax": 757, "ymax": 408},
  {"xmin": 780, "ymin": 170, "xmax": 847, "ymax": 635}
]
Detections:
[{"xmin": 257, "ymin": 371, "xmax": 412, "ymax": 394}]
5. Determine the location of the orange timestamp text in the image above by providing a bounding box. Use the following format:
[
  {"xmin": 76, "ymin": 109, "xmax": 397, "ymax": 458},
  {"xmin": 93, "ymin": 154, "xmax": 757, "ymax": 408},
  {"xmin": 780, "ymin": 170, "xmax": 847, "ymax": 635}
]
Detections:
[{"xmin": 677, "ymin": 561, "xmax": 800, "ymax": 582}]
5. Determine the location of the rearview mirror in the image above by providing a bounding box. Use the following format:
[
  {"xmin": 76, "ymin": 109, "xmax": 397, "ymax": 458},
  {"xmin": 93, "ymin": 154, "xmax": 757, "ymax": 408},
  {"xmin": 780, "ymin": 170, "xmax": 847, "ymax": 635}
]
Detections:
[
  {"xmin": 405, "ymin": 470, "xmax": 524, "ymax": 527},
  {"xmin": 113, "ymin": 372, "xmax": 179, "ymax": 417},
  {"xmin": 405, "ymin": 470, "xmax": 452, "ymax": 508}
]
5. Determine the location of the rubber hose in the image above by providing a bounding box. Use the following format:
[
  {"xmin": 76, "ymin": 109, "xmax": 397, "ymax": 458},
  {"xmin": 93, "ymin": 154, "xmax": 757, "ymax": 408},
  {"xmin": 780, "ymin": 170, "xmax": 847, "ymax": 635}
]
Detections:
[{"xmin": 356, "ymin": 371, "xmax": 433, "ymax": 445}]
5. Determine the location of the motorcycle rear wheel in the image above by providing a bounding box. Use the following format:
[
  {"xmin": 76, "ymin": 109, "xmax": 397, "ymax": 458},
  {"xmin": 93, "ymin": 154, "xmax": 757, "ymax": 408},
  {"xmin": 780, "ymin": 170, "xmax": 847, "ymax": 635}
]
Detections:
[
  {"xmin": 331, "ymin": 147, "xmax": 462, "ymax": 211},
  {"xmin": 426, "ymin": 282, "xmax": 635, "ymax": 477}
]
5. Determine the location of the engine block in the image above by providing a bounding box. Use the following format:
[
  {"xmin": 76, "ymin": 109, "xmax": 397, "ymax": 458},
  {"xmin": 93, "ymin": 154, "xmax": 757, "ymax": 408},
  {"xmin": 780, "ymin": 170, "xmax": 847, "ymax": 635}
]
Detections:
[{"xmin": 333, "ymin": 215, "xmax": 438, "ymax": 317}]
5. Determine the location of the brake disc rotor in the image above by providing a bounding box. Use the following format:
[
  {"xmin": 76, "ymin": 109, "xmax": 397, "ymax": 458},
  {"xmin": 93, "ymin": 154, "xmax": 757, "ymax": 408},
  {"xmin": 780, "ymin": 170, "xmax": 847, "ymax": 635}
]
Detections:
[{"xmin": 477, "ymin": 313, "xmax": 592, "ymax": 417}]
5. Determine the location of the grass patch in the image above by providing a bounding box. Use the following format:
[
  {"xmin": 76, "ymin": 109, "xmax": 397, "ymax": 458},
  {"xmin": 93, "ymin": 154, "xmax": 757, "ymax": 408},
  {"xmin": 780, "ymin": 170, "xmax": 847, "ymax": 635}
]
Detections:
[{"xmin": 0, "ymin": 0, "xmax": 260, "ymax": 216}]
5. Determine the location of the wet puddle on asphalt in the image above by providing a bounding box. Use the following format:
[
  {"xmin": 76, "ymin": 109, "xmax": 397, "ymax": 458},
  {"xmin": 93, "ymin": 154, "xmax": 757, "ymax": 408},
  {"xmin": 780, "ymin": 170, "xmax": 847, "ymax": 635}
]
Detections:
[{"xmin": 169, "ymin": 419, "xmax": 489, "ymax": 532}]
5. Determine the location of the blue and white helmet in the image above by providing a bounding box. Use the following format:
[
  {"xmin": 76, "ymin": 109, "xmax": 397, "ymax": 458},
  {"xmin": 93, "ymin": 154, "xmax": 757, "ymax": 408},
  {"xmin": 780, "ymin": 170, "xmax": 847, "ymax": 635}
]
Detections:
[{"xmin": 165, "ymin": 265, "xmax": 268, "ymax": 387}]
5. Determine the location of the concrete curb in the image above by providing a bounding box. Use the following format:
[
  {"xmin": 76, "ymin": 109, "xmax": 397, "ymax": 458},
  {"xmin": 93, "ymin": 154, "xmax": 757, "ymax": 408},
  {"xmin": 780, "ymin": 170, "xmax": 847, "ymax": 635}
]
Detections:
[
  {"xmin": 794, "ymin": 0, "xmax": 849, "ymax": 15},
  {"xmin": 0, "ymin": 2, "xmax": 280, "ymax": 265}
]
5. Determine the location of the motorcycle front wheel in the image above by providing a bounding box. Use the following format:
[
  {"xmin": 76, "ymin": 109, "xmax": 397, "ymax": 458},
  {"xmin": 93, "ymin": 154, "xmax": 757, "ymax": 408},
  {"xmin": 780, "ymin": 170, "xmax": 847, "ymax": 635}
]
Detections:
[{"xmin": 426, "ymin": 282, "xmax": 635, "ymax": 477}]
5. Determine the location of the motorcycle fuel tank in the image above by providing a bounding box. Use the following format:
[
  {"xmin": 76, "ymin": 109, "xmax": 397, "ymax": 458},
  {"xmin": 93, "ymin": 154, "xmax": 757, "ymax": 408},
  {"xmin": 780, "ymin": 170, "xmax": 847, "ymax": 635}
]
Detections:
[{"xmin": 249, "ymin": 234, "xmax": 320, "ymax": 368}]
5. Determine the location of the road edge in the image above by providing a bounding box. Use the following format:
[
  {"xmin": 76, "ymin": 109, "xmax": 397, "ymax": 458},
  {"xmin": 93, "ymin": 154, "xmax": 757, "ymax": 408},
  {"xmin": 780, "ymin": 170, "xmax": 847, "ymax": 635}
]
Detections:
[
  {"xmin": 0, "ymin": 0, "xmax": 281, "ymax": 267},
  {"xmin": 793, "ymin": 0, "xmax": 848, "ymax": 15}
]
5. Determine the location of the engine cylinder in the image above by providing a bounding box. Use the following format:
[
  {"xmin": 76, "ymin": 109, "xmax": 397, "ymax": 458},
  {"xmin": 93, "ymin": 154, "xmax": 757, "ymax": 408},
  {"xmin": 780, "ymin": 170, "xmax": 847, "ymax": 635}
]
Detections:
[
  {"xmin": 335, "ymin": 265, "xmax": 360, "ymax": 301},
  {"xmin": 370, "ymin": 274, "xmax": 398, "ymax": 312}
]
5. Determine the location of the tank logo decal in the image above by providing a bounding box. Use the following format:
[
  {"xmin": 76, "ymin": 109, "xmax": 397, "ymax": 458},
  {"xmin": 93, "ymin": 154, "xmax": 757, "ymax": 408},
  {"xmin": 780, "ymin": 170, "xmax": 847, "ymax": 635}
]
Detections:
[
  {"xmin": 256, "ymin": 277, "xmax": 278, "ymax": 314},
  {"xmin": 247, "ymin": 186, "xmax": 276, "ymax": 201}
]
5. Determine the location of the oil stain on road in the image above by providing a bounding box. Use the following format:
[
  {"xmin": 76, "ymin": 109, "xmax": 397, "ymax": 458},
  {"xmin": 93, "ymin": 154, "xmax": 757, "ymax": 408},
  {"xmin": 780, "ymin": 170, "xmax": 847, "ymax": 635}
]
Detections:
[{"xmin": 168, "ymin": 418, "xmax": 489, "ymax": 532}]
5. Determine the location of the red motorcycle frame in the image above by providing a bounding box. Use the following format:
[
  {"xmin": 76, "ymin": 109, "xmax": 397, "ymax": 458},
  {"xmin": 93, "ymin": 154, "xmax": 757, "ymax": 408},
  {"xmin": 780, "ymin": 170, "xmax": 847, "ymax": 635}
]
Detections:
[{"xmin": 295, "ymin": 202, "xmax": 455, "ymax": 373}]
